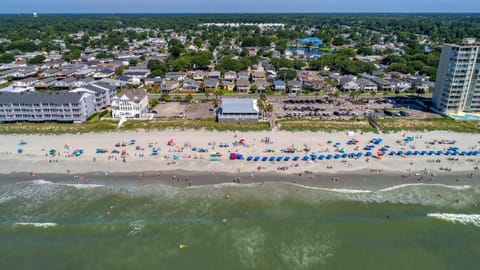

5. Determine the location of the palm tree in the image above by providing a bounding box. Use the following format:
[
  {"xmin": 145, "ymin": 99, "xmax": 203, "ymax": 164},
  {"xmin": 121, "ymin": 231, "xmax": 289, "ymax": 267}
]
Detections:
[{"xmin": 349, "ymin": 91, "xmax": 356, "ymax": 101}]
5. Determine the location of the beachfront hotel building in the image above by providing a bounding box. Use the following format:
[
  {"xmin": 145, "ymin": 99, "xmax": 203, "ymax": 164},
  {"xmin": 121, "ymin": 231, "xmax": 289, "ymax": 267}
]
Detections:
[
  {"xmin": 0, "ymin": 91, "xmax": 95, "ymax": 123},
  {"xmin": 217, "ymin": 98, "xmax": 259, "ymax": 123},
  {"xmin": 111, "ymin": 88, "xmax": 148, "ymax": 119},
  {"xmin": 433, "ymin": 38, "xmax": 480, "ymax": 115}
]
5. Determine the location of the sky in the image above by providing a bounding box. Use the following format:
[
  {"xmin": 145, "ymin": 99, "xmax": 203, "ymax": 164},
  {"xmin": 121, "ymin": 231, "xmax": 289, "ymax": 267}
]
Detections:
[{"xmin": 1, "ymin": 0, "xmax": 480, "ymax": 14}]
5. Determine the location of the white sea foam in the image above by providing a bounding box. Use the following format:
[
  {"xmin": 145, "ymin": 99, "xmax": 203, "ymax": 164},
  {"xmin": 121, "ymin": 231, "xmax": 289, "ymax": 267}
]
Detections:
[
  {"xmin": 378, "ymin": 183, "xmax": 471, "ymax": 193},
  {"xmin": 427, "ymin": 213, "xmax": 480, "ymax": 227},
  {"xmin": 15, "ymin": 222, "xmax": 58, "ymax": 228},
  {"xmin": 32, "ymin": 179, "xmax": 53, "ymax": 185},
  {"xmin": 128, "ymin": 220, "xmax": 145, "ymax": 236},
  {"xmin": 288, "ymin": 183, "xmax": 372, "ymax": 194},
  {"xmin": 64, "ymin": 184, "xmax": 105, "ymax": 189}
]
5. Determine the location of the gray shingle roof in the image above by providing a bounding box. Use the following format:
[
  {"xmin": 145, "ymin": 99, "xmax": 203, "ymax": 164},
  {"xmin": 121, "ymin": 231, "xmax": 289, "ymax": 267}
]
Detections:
[{"xmin": 0, "ymin": 91, "xmax": 86, "ymax": 105}]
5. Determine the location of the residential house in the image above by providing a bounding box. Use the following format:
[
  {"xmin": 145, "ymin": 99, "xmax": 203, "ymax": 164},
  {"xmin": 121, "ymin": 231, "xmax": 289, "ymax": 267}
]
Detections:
[
  {"xmin": 93, "ymin": 68, "xmax": 115, "ymax": 79},
  {"xmin": 251, "ymin": 71, "xmax": 265, "ymax": 81},
  {"xmin": 161, "ymin": 80, "xmax": 180, "ymax": 93},
  {"xmin": 237, "ymin": 71, "xmax": 250, "ymax": 81},
  {"xmin": 389, "ymin": 78, "xmax": 411, "ymax": 92},
  {"xmin": 124, "ymin": 68, "xmax": 150, "ymax": 81},
  {"xmin": 339, "ymin": 76, "xmax": 360, "ymax": 92},
  {"xmin": 236, "ymin": 78, "xmax": 250, "ymax": 93},
  {"xmin": 54, "ymin": 78, "xmax": 77, "ymax": 89},
  {"xmin": 98, "ymin": 78, "xmax": 127, "ymax": 88},
  {"xmin": 221, "ymin": 80, "xmax": 235, "ymax": 91},
  {"xmin": 287, "ymin": 80, "xmax": 302, "ymax": 93},
  {"xmin": 74, "ymin": 68, "xmax": 96, "ymax": 78},
  {"xmin": 165, "ymin": 72, "xmax": 187, "ymax": 81},
  {"xmin": 303, "ymin": 78, "xmax": 325, "ymax": 92},
  {"xmin": 183, "ymin": 79, "xmax": 201, "ymax": 91},
  {"xmin": 71, "ymin": 77, "xmax": 95, "ymax": 88},
  {"xmin": 370, "ymin": 77, "xmax": 395, "ymax": 91},
  {"xmin": 111, "ymin": 88, "xmax": 149, "ymax": 119},
  {"xmin": 357, "ymin": 78, "xmax": 378, "ymax": 91},
  {"xmin": 223, "ymin": 71, "xmax": 236, "ymax": 81},
  {"xmin": 0, "ymin": 91, "xmax": 95, "ymax": 123},
  {"xmin": 217, "ymin": 98, "xmax": 259, "ymax": 123},
  {"xmin": 204, "ymin": 78, "xmax": 219, "ymax": 93},
  {"xmin": 207, "ymin": 71, "xmax": 221, "ymax": 79},
  {"xmin": 273, "ymin": 80, "xmax": 287, "ymax": 92},
  {"xmin": 13, "ymin": 78, "xmax": 38, "ymax": 88},
  {"xmin": 10, "ymin": 68, "xmax": 37, "ymax": 79},
  {"xmin": 34, "ymin": 77, "xmax": 57, "ymax": 89},
  {"xmin": 144, "ymin": 77, "xmax": 163, "ymax": 88},
  {"xmin": 253, "ymin": 78, "xmax": 269, "ymax": 92},
  {"xmin": 191, "ymin": 70, "xmax": 205, "ymax": 81}
]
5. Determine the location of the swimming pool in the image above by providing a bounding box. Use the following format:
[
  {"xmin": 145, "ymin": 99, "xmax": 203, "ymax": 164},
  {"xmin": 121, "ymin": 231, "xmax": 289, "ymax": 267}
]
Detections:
[{"xmin": 449, "ymin": 113, "xmax": 480, "ymax": 121}]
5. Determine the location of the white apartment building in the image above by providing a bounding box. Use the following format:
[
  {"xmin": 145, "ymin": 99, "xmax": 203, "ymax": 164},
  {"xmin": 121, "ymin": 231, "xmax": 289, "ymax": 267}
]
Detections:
[{"xmin": 433, "ymin": 38, "xmax": 480, "ymax": 115}]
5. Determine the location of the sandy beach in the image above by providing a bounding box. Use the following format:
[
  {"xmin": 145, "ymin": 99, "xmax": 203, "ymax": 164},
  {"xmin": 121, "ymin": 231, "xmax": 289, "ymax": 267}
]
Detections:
[{"xmin": 0, "ymin": 130, "xmax": 479, "ymax": 189}]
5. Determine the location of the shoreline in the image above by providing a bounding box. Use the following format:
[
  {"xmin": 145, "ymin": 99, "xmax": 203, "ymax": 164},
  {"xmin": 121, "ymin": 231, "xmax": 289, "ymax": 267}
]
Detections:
[
  {"xmin": 0, "ymin": 130, "xmax": 479, "ymax": 191},
  {"xmin": 2, "ymin": 168, "xmax": 478, "ymax": 192}
]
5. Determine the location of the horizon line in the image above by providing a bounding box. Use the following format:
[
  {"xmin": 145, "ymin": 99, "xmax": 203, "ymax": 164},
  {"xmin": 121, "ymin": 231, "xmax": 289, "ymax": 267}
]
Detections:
[{"xmin": 1, "ymin": 12, "xmax": 480, "ymax": 15}]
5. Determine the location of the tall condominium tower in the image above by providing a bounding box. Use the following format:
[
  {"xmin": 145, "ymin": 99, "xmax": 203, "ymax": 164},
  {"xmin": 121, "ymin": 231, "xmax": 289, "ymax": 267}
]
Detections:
[{"xmin": 432, "ymin": 38, "xmax": 480, "ymax": 115}]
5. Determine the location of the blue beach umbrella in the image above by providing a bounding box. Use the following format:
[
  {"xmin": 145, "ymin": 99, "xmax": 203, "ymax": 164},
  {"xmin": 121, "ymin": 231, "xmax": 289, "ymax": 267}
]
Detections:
[
  {"xmin": 326, "ymin": 154, "xmax": 333, "ymax": 159},
  {"xmin": 247, "ymin": 156, "xmax": 253, "ymax": 161},
  {"xmin": 303, "ymin": 155, "xmax": 310, "ymax": 161},
  {"xmin": 342, "ymin": 153, "xmax": 348, "ymax": 158},
  {"xmin": 366, "ymin": 151, "xmax": 372, "ymax": 157},
  {"xmin": 293, "ymin": 156, "xmax": 300, "ymax": 161},
  {"xmin": 319, "ymin": 155, "xmax": 325, "ymax": 160},
  {"xmin": 269, "ymin": 156, "xmax": 276, "ymax": 162},
  {"xmin": 262, "ymin": 156, "xmax": 268, "ymax": 162},
  {"xmin": 276, "ymin": 156, "xmax": 283, "ymax": 162},
  {"xmin": 334, "ymin": 154, "xmax": 341, "ymax": 159},
  {"xmin": 389, "ymin": 151, "xmax": 396, "ymax": 156},
  {"xmin": 284, "ymin": 156, "xmax": 291, "ymax": 161},
  {"xmin": 254, "ymin": 156, "xmax": 260, "ymax": 161}
]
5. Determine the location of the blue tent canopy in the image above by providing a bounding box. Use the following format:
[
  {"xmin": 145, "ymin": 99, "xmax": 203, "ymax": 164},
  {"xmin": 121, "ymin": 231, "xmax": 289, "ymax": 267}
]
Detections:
[
  {"xmin": 436, "ymin": 151, "xmax": 443, "ymax": 155},
  {"xmin": 406, "ymin": 151, "xmax": 413, "ymax": 155},
  {"xmin": 298, "ymin": 37, "xmax": 323, "ymax": 47}
]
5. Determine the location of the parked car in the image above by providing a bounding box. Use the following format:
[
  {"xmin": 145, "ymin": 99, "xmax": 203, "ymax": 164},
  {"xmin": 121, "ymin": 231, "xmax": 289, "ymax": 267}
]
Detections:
[{"xmin": 399, "ymin": 110, "xmax": 410, "ymax": 116}]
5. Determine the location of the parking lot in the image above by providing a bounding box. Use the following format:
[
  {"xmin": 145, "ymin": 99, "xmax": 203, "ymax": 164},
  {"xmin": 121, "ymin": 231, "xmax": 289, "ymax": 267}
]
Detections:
[
  {"xmin": 273, "ymin": 97, "xmax": 441, "ymax": 120},
  {"xmin": 152, "ymin": 102, "xmax": 187, "ymax": 118},
  {"xmin": 186, "ymin": 102, "xmax": 215, "ymax": 119}
]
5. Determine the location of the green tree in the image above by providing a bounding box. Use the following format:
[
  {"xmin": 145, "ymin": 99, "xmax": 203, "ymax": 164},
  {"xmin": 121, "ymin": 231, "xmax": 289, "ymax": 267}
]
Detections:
[
  {"xmin": 0, "ymin": 53, "xmax": 14, "ymax": 63},
  {"xmin": 278, "ymin": 69, "xmax": 297, "ymax": 81},
  {"xmin": 28, "ymin": 55, "xmax": 46, "ymax": 64}
]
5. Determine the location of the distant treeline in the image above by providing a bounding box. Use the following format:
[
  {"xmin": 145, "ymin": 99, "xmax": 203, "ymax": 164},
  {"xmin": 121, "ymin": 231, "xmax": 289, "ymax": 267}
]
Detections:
[{"xmin": 0, "ymin": 13, "xmax": 479, "ymax": 43}]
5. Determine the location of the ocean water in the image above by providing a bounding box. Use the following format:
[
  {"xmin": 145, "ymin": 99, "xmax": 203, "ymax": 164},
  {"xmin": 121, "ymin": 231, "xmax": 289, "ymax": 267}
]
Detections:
[{"xmin": 1, "ymin": 178, "xmax": 480, "ymax": 270}]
